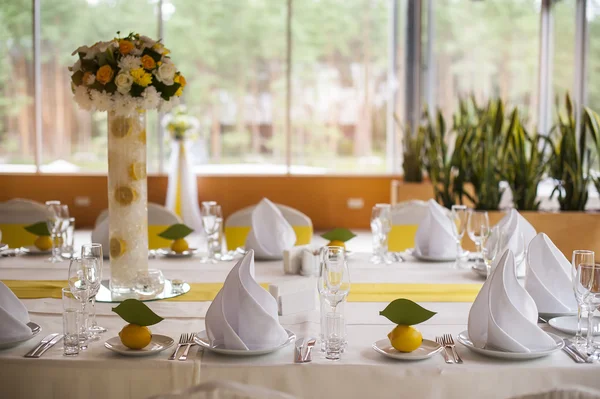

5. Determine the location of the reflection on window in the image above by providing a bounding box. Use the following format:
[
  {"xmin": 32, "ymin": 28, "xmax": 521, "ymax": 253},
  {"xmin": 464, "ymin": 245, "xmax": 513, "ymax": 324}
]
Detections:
[
  {"xmin": 292, "ymin": 0, "xmax": 389, "ymax": 174},
  {"xmin": 40, "ymin": 0, "xmax": 158, "ymax": 173},
  {"xmin": 0, "ymin": 1, "xmax": 34, "ymax": 170},
  {"xmin": 165, "ymin": 0, "xmax": 287, "ymax": 174},
  {"xmin": 431, "ymin": 0, "xmax": 539, "ymax": 126}
]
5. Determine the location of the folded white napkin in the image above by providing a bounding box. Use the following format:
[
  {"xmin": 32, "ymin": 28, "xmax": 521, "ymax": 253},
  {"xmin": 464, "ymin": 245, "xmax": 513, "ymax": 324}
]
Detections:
[
  {"xmin": 245, "ymin": 198, "xmax": 296, "ymax": 260},
  {"xmin": 0, "ymin": 281, "xmax": 31, "ymax": 343},
  {"xmin": 414, "ymin": 199, "xmax": 457, "ymax": 258},
  {"xmin": 525, "ymin": 233, "xmax": 577, "ymax": 314},
  {"xmin": 206, "ymin": 250, "xmax": 289, "ymax": 350},
  {"xmin": 468, "ymin": 249, "xmax": 556, "ymax": 353}
]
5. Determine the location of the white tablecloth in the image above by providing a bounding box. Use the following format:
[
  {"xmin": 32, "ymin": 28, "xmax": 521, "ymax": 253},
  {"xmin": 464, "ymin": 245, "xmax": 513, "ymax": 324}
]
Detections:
[{"xmin": 0, "ymin": 232, "xmax": 598, "ymax": 399}]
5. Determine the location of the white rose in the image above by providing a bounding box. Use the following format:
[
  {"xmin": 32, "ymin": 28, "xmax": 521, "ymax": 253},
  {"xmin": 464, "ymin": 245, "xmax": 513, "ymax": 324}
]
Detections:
[
  {"xmin": 155, "ymin": 63, "xmax": 176, "ymax": 85},
  {"xmin": 115, "ymin": 72, "xmax": 134, "ymax": 94}
]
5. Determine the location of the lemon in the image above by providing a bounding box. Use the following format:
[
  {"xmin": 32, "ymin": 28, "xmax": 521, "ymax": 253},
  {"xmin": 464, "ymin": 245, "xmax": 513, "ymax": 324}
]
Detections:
[
  {"xmin": 110, "ymin": 116, "xmax": 133, "ymax": 138},
  {"xmin": 129, "ymin": 162, "xmax": 147, "ymax": 181},
  {"xmin": 327, "ymin": 240, "xmax": 346, "ymax": 249},
  {"xmin": 114, "ymin": 186, "xmax": 137, "ymax": 206},
  {"xmin": 34, "ymin": 236, "xmax": 53, "ymax": 251},
  {"xmin": 118, "ymin": 324, "xmax": 152, "ymax": 350},
  {"xmin": 138, "ymin": 129, "xmax": 147, "ymax": 144},
  {"xmin": 110, "ymin": 237, "xmax": 126, "ymax": 258},
  {"xmin": 388, "ymin": 325, "xmax": 423, "ymax": 353},
  {"xmin": 171, "ymin": 238, "xmax": 189, "ymax": 253}
]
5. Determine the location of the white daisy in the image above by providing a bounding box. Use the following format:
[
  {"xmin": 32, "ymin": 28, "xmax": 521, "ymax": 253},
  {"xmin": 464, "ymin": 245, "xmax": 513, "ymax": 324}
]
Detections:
[
  {"xmin": 90, "ymin": 90, "xmax": 112, "ymax": 112},
  {"xmin": 159, "ymin": 96, "xmax": 180, "ymax": 113},
  {"xmin": 117, "ymin": 55, "xmax": 142, "ymax": 72},
  {"xmin": 74, "ymin": 86, "xmax": 93, "ymax": 110},
  {"xmin": 141, "ymin": 86, "xmax": 160, "ymax": 110}
]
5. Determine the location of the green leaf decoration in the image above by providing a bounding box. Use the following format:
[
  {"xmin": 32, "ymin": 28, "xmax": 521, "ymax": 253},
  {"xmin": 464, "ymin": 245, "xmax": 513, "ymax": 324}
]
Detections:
[
  {"xmin": 112, "ymin": 299, "xmax": 164, "ymax": 326},
  {"xmin": 24, "ymin": 222, "xmax": 50, "ymax": 236},
  {"xmin": 379, "ymin": 299, "xmax": 436, "ymax": 326},
  {"xmin": 320, "ymin": 228, "xmax": 356, "ymax": 243},
  {"xmin": 158, "ymin": 223, "xmax": 194, "ymax": 240}
]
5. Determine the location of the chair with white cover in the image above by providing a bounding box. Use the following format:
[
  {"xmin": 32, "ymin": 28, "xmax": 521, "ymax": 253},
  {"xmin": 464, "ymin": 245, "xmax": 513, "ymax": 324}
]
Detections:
[
  {"xmin": 224, "ymin": 203, "xmax": 312, "ymax": 251},
  {"xmin": 92, "ymin": 203, "xmax": 181, "ymax": 255},
  {"xmin": 388, "ymin": 200, "xmax": 437, "ymax": 252},
  {"xmin": 146, "ymin": 380, "xmax": 298, "ymax": 399},
  {"xmin": 0, "ymin": 199, "xmax": 49, "ymax": 248},
  {"xmin": 509, "ymin": 387, "xmax": 600, "ymax": 399}
]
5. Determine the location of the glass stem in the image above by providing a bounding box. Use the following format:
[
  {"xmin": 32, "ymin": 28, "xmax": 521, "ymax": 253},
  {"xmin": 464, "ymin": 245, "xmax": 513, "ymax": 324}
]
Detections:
[
  {"xmin": 52, "ymin": 233, "xmax": 59, "ymax": 259},
  {"xmin": 81, "ymin": 301, "xmax": 89, "ymax": 335},
  {"xmin": 90, "ymin": 296, "xmax": 97, "ymax": 328},
  {"xmin": 587, "ymin": 306, "xmax": 595, "ymax": 352},
  {"xmin": 577, "ymin": 304, "xmax": 583, "ymax": 340}
]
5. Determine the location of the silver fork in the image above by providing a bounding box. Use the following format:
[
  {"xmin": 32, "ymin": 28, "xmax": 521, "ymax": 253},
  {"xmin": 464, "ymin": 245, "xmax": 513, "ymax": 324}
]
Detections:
[
  {"xmin": 178, "ymin": 332, "xmax": 198, "ymax": 361},
  {"xmin": 435, "ymin": 336, "xmax": 453, "ymax": 364},
  {"xmin": 443, "ymin": 334, "xmax": 463, "ymax": 364},
  {"xmin": 169, "ymin": 333, "xmax": 188, "ymax": 360}
]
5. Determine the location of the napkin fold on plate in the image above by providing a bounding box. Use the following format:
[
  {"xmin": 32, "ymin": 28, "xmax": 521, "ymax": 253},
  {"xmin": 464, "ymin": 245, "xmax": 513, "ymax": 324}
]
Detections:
[
  {"xmin": 206, "ymin": 250, "xmax": 289, "ymax": 350},
  {"xmin": 525, "ymin": 233, "xmax": 577, "ymax": 314},
  {"xmin": 468, "ymin": 249, "xmax": 556, "ymax": 353},
  {"xmin": 0, "ymin": 281, "xmax": 32, "ymax": 343},
  {"xmin": 414, "ymin": 199, "xmax": 457, "ymax": 258},
  {"xmin": 245, "ymin": 198, "xmax": 296, "ymax": 260}
]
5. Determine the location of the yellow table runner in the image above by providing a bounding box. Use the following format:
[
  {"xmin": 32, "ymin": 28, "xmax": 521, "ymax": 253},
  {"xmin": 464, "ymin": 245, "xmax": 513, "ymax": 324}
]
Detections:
[{"xmin": 2, "ymin": 280, "xmax": 481, "ymax": 303}]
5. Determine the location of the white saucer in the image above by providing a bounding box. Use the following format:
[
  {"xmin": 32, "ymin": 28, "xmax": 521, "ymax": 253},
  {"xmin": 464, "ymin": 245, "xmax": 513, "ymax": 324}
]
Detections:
[
  {"xmin": 471, "ymin": 264, "xmax": 488, "ymax": 278},
  {"xmin": 372, "ymin": 338, "xmax": 443, "ymax": 360},
  {"xmin": 0, "ymin": 322, "xmax": 42, "ymax": 349},
  {"xmin": 104, "ymin": 334, "xmax": 174, "ymax": 356},
  {"xmin": 194, "ymin": 329, "xmax": 295, "ymax": 356},
  {"xmin": 157, "ymin": 248, "xmax": 198, "ymax": 258},
  {"xmin": 539, "ymin": 311, "xmax": 578, "ymax": 320},
  {"xmin": 23, "ymin": 246, "xmax": 52, "ymax": 255},
  {"xmin": 408, "ymin": 249, "xmax": 455, "ymax": 262},
  {"xmin": 457, "ymin": 330, "xmax": 564, "ymax": 360},
  {"xmin": 549, "ymin": 316, "xmax": 600, "ymax": 336}
]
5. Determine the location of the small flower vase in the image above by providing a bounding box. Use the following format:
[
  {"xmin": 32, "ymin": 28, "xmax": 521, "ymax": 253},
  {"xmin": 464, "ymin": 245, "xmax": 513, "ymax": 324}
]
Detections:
[{"xmin": 107, "ymin": 111, "xmax": 148, "ymax": 294}]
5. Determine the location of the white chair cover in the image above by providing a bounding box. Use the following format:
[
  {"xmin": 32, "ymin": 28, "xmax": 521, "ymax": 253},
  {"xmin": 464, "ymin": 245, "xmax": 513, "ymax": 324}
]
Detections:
[
  {"xmin": 0, "ymin": 199, "xmax": 49, "ymax": 248},
  {"xmin": 92, "ymin": 203, "xmax": 181, "ymax": 256},
  {"xmin": 146, "ymin": 380, "xmax": 297, "ymax": 399}
]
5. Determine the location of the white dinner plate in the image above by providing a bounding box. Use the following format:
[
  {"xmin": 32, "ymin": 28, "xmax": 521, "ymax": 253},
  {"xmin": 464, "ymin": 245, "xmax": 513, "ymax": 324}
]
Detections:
[
  {"xmin": 157, "ymin": 248, "xmax": 198, "ymax": 258},
  {"xmin": 0, "ymin": 243, "xmax": 8, "ymax": 252},
  {"xmin": 23, "ymin": 246, "xmax": 52, "ymax": 255},
  {"xmin": 457, "ymin": 330, "xmax": 564, "ymax": 360},
  {"xmin": 372, "ymin": 338, "xmax": 443, "ymax": 361},
  {"xmin": 549, "ymin": 316, "xmax": 600, "ymax": 336},
  {"xmin": 104, "ymin": 334, "xmax": 174, "ymax": 356},
  {"xmin": 0, "ymin": 322, "xmax": 42, "ymax": 350},
  {"xmin": 407, "ymin": 249, "xmax": 455, "ymax": 262},
  {"xmin": 539, "ymin": 311, "xmax": 578, "ymax": 320},
  {"xmin": 194, "ymin": 329, "xmax": 295, "ymax": 356}
]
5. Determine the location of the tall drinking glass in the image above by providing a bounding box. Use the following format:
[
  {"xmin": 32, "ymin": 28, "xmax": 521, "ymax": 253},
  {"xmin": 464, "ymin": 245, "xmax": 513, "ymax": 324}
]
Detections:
[
  {"xmin": 63, "ymin": 309, "xmax": 80, "ymax": 356},
  {"xmin": 201, "ymin": 201, "xmax": 223, "ymax": 263},
  {"xmin": 68, "ymin": 257, "xmax": 98, "ymax": 349},
  {"xmin": 572, "ymin": 250, "xmax": 595, "ymax": 347},
  {"xmin": 467, "ymin": 210, "xmax": 490, "ymax": 266},
  {"xmin": 62, "ymin": 287, "xmax": 88, "ymax": 350},
  {"xmin": 62, "ymin": 217, "xmax": 76, "ymax": 259},
  {"xmin": 450, "ymin": 205, "xmax": 468, "ymax": 268},
  {"xmin": 46, "ymin": 203, "xmax": 69, "ymax": 263},
  {"xmin": 576, "ymin": 260, "xmax": 600, "ymax": 353},
  {"xmin": 81, "ymin": 243, "xmax": 106, "ymax": 336},
  {"xmin": 370, "ymin": 204, "xmax": 392, "ymax": 264}
]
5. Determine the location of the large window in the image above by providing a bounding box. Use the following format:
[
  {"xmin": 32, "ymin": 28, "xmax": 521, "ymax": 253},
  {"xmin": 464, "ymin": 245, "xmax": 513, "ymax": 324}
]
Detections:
[{"xmin": 0, "ymin": 0, "xmax": 593, "ymax": 175}]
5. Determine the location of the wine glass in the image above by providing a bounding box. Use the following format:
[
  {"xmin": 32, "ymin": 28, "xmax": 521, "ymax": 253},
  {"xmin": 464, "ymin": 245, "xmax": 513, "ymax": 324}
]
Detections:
[
  {"xmin": 370, "ymin": 204, "xmax": 392, "ymax": 264},
  {"xmin": 68, "ymin": 257, "xmax": 98, "ymax": 349},
  {"xmin": 450, "ymin": 205, "xmax": 468, "ymax": 267},
  {"xmin": 81, "ymin": 243, "xmax": 106, "ymax": 337},
  {"xmin": 201, "ymin": 201, "xmax": 223, "ymax": 263},
  {"xmin": 467, "ymin": 210, "xmax": 490, "ymax": 266},
  {"xmin": 572, "ymin": 250, "xmax": 595, "ymax": 347},
  {"xmin": 482, "ymin": 226, "xmax": 503, "ymax": 277},
  {"xmin": 46, "ymin": 203, "xmax": 69, "ymax": 263}
]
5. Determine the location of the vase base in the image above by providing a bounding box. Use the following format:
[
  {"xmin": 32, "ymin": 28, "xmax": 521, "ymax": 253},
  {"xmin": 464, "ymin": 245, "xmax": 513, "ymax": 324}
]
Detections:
[{"xmin": 98, "ymin": 279, "xmax": 190, "ymax": 303}]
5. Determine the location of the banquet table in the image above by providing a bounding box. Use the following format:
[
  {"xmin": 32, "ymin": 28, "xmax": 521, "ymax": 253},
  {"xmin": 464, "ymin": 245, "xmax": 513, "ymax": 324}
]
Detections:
[{"xmin": 1, "ymin": 232, "xmax": 599, "ymax": 399}]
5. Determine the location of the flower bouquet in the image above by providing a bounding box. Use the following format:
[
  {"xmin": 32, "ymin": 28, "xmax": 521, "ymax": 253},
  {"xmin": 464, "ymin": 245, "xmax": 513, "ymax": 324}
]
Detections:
[
  {"xmin": 69, "ymin": 32, "xmax": 186, "ymax": 295},
  {"xmin": 163, "ymin": 105, "xmax": 199, "ymax": 141}
]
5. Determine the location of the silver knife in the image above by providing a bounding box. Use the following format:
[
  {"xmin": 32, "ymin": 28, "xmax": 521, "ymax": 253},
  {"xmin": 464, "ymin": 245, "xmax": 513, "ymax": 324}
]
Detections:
[
  {"xmin": 33, "ymin": 334, "xmax": 64, "ymax": 358},
  {"xmin": 564, "ymin": 339, "xmax": 589, "ymax": 363},
  {"xmin": 24, "ymin": 333, "xmax": 59, "ymax": 358},
  {"xmin": 562, "ymin": 346, "xmax": 585, "ymax": 363}
]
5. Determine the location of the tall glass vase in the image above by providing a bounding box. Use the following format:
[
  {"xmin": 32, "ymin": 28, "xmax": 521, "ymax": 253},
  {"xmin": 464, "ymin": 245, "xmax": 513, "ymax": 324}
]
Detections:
[{"xmin": 107, "ymin": 111, "xmax": 148, "ymax": 294}]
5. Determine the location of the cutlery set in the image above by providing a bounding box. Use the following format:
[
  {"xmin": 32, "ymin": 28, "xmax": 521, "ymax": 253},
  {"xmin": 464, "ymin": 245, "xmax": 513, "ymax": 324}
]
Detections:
[
  {"xmin": 168, "ymin": 333, "xmax": 199, "ymax": 361},
  {"xmin": 294, "ymin": 337, "xmax": 317, "ymax": 363},
  {"xmin": 24, "ymin": 333, "xmax": 64, "ymax": 358},
  {"xmin": 436, "ymin": 334, "xmax": 463, "ymax": 364}
]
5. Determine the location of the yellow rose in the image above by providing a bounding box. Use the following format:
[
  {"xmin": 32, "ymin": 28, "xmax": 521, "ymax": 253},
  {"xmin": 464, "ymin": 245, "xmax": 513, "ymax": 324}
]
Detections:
[
  {"xmin": 96, "ymin": 65, "xmax": 114, "ymax": 85},
  {"xmin": 141, "ymin": 55, "xmax": 156, "ymax": 70},
  {"xmin": 174, "ymin": 74, "xmax": 186, "ymax": 96},
  {"xmin": 130, "ymin": 68, "xmax": 152, "ymax": 87},
  {"xmin": 119, "ymin": 40, "xmax": 134, "ymax": 55}
]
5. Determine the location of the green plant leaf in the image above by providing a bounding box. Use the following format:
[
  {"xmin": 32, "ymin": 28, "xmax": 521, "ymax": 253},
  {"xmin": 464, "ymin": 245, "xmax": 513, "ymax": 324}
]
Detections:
[
  {"xmin": 24, "ymin": 222, "xmax": 50, "ymax": 236},
  {"xmin": 112, "ymin": 299, "xmax": 164, "ymax": 326},
  {"xmin": 158, "ymin": 223, "xmax": 194, "ymax": 240},
  {"xmin": 379, "ymin": 298, "xmax": 436, "ymax": 325},
  {"xmin": 320, "ymin": 228, "xmax": 356, "ymax": 243}
]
